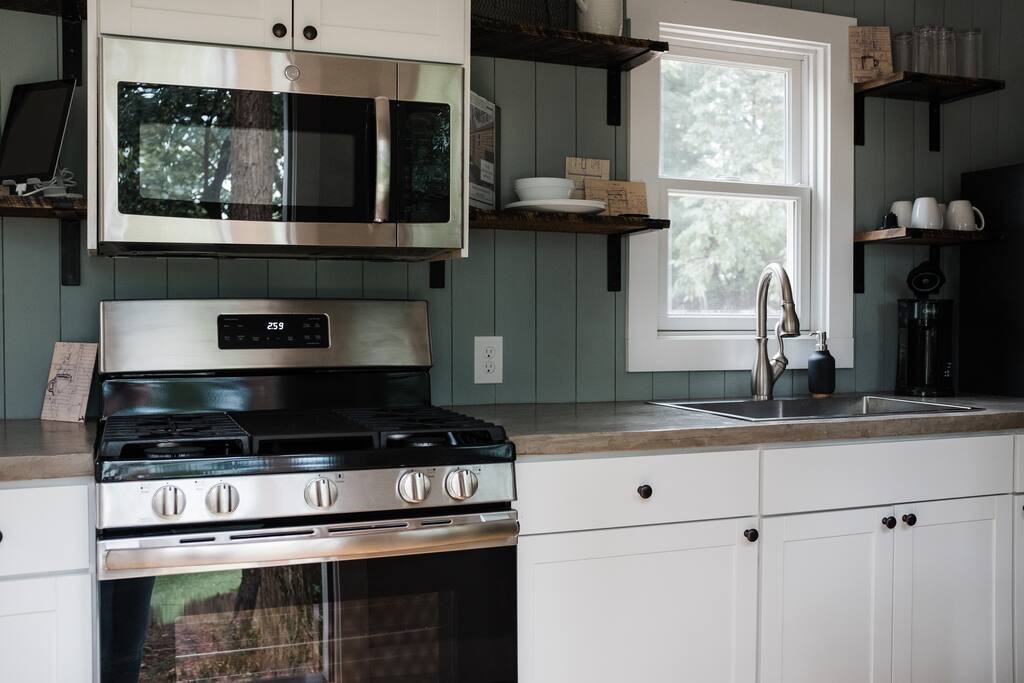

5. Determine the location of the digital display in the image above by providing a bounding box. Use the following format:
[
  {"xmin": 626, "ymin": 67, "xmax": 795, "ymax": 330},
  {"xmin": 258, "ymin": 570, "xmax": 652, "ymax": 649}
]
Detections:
[{"xmin": 218, "ymin": 314, "xmax": 329, "ymax": 350}]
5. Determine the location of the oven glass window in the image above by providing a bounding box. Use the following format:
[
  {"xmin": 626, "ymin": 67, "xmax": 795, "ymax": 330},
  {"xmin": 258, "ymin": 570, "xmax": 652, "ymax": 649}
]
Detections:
[
  {"xmin": 118, "ymin": 83, "xmax": 375, "ymax": 223},
  {"xmin": 100, "ymin": 548, "xmax": 516, "ymax": 682}
]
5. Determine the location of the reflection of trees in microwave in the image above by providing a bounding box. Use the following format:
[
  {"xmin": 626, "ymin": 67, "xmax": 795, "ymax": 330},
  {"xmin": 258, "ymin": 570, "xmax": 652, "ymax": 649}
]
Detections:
[
  {"xmin": 118, "ymin": 83, "xmax": 285, "ymax": 221},
  {"xmin": 139, "ymin": 565, "xmax": 323, "ymax": 682}
]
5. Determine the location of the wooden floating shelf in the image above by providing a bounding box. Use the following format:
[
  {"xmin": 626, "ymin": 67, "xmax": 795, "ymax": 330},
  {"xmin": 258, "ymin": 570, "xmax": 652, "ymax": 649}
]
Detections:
[
  {"xmin": 0, "ymin": 195, "xmax": 86, "ymax": 220},
  {"xmin": 470, "ymin": 208, "xmax": 669, "ymax": 236},
  {"xmin": 854, "ymin": 227, "xmax": 994, "ymax": 246},
  {"xmin": 0, "ymin": 0, "xmax": 85, "ymax": 17},
  {"xmin": 855, "ymin": 72, "xmax": 1005, "ymax": 152},
  {"xmin": 470, "ymin": 17, "xmax": 668, "ymax": 71}
]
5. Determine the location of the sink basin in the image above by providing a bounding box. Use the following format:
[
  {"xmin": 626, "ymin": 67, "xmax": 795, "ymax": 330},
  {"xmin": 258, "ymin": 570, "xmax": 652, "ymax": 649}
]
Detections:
[{"xmin": 649, "ymin": 395, "xmax": 979, "ymax": 422}]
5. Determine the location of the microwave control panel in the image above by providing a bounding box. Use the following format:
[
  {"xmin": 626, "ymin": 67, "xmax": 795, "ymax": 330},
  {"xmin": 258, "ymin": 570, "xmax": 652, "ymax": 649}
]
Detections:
[{"xmin": 218, "ymin": 314, "xmax": 329, "ymax": 349}]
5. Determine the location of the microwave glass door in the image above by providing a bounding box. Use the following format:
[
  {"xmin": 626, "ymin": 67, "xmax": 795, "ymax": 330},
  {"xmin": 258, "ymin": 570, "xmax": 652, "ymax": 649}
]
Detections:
[
  {"xmin": 391, "ymin": 101, "xmax": 451, "ymax": 224},
  {"xmin": 117, "ymin": 83, "xmax": 377, "ymax": 224},
  {"xmin": 100, "ymin": 547, "xmax": 516, "ymax": 683}
]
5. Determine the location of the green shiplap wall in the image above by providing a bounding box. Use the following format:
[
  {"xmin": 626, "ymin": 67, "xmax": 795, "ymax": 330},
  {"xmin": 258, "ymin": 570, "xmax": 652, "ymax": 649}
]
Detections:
[{"xmin": 0, "ymin": 1, "xmax": 1020, "ymax": 418}]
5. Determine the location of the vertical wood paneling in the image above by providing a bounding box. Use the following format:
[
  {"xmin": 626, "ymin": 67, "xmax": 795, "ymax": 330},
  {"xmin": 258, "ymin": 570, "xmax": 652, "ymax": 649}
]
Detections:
[
  {"xmin": 362, "ymin": 263, "xmax": 408, "ymax": 299},
  {"xmin": 166, "ymin": 259, "xmax": 218, "ymax": 298},
  {"xmin": 998, "ymin": 0, "xmax": 1024, "ymax": 164},
  {"xmin": 913, "ymin": 0, "xmax": 944, "ymax": 200},
  {"xmin": 114, "ymin": 259, "xmax": 167, "ymax": 299},
  {"xmin": 652, "ymin": 372, "xmax": 689, "ymax": 400},
  {"xmin": 970, "ymin": 0, "xmax": 1001, "ymax": 170},
  {"xmin": 451, "ymin": 229, "xmax": 496, "ymax": 404},
  {"xmin": 316, "ymin": 261, "xmax": 363, "ymax": 298},
  {"xmin": 689, "ymin": 371, "xmax": 725, "ymax": 399},
  {"xmin": 268, "ymin": 260, "xmax": 316, "ymax": 297},
  {"xmin": 792, "ymin": 0, "xmax": 824, "ymax": 11},
  {"xmin": 61, "ymin": 231, "xmax": 114, "ymax": 342},
  {"xmin": 218, "ymin": 259, "xmax": 268, "ymax": 298},
  {"xmin": 409, "ymin": 262, "xmax": 453, "ymax": 406},
  {"xmin": 855, "ymin": 248, "xmax": 886, "ymax": 390},
  {"xmin": 941, "ymin": 0, "xmax": 972, "ymax": 201},
  {"xmin": 3, "ymin": 220, "xmax": 59, "ymax": 418}
]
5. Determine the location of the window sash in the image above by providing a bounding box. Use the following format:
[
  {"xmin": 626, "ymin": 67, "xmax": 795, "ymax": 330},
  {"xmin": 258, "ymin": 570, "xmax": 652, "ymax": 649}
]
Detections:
[{"xmin": 656, "ymin": 179, "xmax": 812, "ymax": 332}]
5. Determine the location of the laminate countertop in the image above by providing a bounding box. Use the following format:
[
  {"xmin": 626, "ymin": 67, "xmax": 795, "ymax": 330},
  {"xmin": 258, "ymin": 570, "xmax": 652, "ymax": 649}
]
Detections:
[
  {"xmin": 459, "ymin": 396, "xmax": 1024, "ymax": 457},
  {"xmin": 0, "ymin": 419, "xmax": 95, "ymax": 482}
]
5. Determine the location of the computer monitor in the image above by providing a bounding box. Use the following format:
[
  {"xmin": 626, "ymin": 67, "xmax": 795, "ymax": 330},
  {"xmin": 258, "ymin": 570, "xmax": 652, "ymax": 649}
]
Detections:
[{"xmin": 0, "ymin": 79, "xmax": 76, "ymax": 184}]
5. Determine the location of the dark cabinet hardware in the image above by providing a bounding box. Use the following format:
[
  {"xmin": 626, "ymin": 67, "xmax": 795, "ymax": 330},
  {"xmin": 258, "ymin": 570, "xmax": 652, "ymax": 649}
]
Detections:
[
  {"xmin": 744, "ymin": 528, "xmax": 759, "ymax": 543},
  {"xmin": 303, "ymin": 25, "xmax": 318, "ymax": 40},
  {"xmin": 637, "ymin": 484, "xmax": 653, "ymax": 500},
  {"xmin": 902, "ymin": 513, "xmax": 917, "ymax": 527},
  {"xmin": 882, "ymin": 516, "xmax": 897, "ymax": 529},
  {"xmin": 272, "ymin": 23, "xmax": 288, "ymax": 38}
]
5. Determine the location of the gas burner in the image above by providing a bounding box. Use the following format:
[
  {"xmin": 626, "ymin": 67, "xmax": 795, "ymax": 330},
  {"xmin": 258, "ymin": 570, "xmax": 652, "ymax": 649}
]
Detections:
[{"xmin": 142, "ymin": 443, "xmax": 209, "ymax": 459}]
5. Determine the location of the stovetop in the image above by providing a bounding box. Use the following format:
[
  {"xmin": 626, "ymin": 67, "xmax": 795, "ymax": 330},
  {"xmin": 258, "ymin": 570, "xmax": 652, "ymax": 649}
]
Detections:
[{"xmin": 96, "ymin": 406, "xmax": 514, "ymax": 482}]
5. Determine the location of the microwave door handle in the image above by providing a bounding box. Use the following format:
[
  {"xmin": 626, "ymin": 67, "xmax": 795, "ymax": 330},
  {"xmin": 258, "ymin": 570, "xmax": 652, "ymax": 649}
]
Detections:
[{"xmin": 373, "ymin": 96, "xmax": 391, "ymax": 223}]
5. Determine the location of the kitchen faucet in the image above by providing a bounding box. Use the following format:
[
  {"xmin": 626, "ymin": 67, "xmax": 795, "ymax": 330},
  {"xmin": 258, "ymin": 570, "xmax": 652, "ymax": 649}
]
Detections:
[{"xmin": 752, "ymin": 263, "xmax": 801, "ymax": 400}]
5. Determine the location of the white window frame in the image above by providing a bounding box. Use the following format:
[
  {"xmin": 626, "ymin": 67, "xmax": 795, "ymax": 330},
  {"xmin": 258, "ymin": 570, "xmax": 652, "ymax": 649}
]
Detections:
[{"xmin": 627, "ymin": 0, "xmax": 854, "ymax": 372}]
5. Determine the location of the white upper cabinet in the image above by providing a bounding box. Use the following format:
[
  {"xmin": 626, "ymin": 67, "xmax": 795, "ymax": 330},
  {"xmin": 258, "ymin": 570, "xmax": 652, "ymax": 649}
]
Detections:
[
  {"xmin": 293, "ymin": 0, "xmax": 467, "ymax": 63},
  {"xmin": 760, "ymin": 506, "xmax": 895, "ymax": 683},
  {"xmin": 892, "ymin": 496, "xmax": 1012, "ymax": 683},
  {"xmin": 99, "ymin": 0, "xmax": 294, "ymax": 49},
  {"xmin": 518, "ymin": 517, "xmax": 758, "ymax": 683}
]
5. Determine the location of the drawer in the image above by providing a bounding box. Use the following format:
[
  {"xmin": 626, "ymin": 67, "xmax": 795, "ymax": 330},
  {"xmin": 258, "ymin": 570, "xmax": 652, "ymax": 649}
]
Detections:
[
  {"xmin": 763, "ymin": 434, "xmax": 1013, "ymax": 515},
  {"xmin": 1015, "ymin": 436, "xmax": 1024, "ymax": 493},
  {"xmin": 0, "ymin": 484, "xmax": 90, "ymax": 577},
  {"xmin": 515, "ymin": 449, "xmax": 758, "ymax": 536}
]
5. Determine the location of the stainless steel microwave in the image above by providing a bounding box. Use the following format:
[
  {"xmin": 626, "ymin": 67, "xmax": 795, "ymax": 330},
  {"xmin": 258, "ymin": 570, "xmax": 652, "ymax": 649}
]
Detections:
[{"xmin": 95, "ymin": 37, "xmax": 464, "ymax": 259}]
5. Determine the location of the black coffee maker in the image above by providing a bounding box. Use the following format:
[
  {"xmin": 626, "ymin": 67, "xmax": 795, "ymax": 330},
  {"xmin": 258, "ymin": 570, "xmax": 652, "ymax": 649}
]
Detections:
[{"xmin": 896, "ymin": 260, "xmax": 954, "ymax": 396}]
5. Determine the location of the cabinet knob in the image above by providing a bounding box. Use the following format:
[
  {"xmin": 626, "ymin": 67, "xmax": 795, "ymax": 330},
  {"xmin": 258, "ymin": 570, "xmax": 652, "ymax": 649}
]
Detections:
[
  {"xmin": 902, "ymin": 513, "xmax": 917, "ymax": 527},
  {"xmin": 882, "ymin": 516, "xmax": 897, "ymax": 529},
  {"xmin": 272, "ymin": 22, "xmax": 288, "ymax": 38},
  {"xmin": 744, "ymin": 528, "xmax": 759, "ymax": 543},
  {"xmin": 637, "ymin": 484, "xmax": 653, "ymax": 500},
  {"xmin": 303, "ymin": 25, "xmax": 318, "ymax": 40}
]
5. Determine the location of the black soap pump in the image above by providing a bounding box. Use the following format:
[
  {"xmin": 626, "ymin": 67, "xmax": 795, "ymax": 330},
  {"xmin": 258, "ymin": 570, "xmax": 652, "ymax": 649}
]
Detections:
[{"xmin": 807, "ymin": 331, "xmax": 836, "ymax": 397}]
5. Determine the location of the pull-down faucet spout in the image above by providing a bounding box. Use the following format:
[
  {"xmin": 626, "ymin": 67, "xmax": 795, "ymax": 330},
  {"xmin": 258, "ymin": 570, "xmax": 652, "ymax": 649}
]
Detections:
[{"xmin": 752, "ymin": 263, "xmax": 800, "ymax": 400}]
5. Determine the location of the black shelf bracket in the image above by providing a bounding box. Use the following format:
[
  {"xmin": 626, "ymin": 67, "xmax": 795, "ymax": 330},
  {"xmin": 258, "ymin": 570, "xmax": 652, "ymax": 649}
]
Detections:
[
  {"xmin": 429, "ymin": 260, "xmax": 446, "ymax": 289},
  {"xmin": 853, "ymin": 243, "xmax": 865, "ymax": 294},
  {"xmin": 607, "ymin": 69, "xmax": 622, "ymax": 126},
  {"xmin": 607, "ymin": 234, "xmax": 622, "ymax": 291},
  {"xmin": 854, "ymin": 94, "xmax": 865, "ymax": 146},
  {"xmin": 855, "ymin": 94, "xmax": 943, "ymax": 152},
  {"xmin": 58, "ymin": 218, "xmax": 81, "ymax": 286},
  {"xmin": 60, "ymin": 0, "xmax": 83, "ymax": 84}
]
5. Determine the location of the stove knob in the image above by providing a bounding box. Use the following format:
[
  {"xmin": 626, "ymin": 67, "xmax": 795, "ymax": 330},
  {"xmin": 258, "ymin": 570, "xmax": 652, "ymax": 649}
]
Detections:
[
  {"xmin": 398, "ymin": 471, "xmax": 431, "ymax": 504},
  {"xmin": 152, "ymin": 485, "xmax": 186, "ymax": 519},
  {"xmin": 445, "ymin": 469, "xmax": 479, "ymax": 501},
  {"xmin": 304, "ymin": 477, "xmax": 338, "ymax": 509},
  {"xmin": 205, "ymin": 483, "xmax": 240, "ymax": 515}
]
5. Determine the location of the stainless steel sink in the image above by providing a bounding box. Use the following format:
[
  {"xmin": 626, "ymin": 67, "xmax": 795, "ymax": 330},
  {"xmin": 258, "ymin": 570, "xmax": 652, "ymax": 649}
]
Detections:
[{"xmin": 648, "ymin": 395, "xmax": 979, "ymax": 422}]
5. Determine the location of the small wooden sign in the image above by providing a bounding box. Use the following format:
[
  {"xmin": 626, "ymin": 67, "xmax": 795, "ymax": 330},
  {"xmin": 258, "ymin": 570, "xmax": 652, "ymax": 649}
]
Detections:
[
  {"xmin": 584, "ymin": 179, "xmax": 648, "ymax": 216},
  {"xmin": 41, "ymin": 342, "xmax": 97, "ymax": 423},
  {"xmin": 850, "ymin": 26, "xmax": 894, "ymax": 83},
  {"xmin": 565, "ymin": 157, "xmax": 611, "ymax": 200}
]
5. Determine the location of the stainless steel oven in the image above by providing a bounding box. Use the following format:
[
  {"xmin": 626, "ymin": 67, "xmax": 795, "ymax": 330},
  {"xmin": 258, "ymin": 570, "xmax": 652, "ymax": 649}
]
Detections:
[{"xmin": 96, "ymin": 37, "xmax": 464, "ymax": 259}]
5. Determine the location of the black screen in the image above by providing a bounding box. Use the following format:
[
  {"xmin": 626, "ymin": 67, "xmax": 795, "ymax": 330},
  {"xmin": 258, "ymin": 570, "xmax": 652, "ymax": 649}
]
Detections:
[
  {"xmin": 218, "ymin": 314, "xmax": 329, "ymax": 349},
  {"xmin": 0, "ymin": 79, "xmax": 75, "ymax": 182}
]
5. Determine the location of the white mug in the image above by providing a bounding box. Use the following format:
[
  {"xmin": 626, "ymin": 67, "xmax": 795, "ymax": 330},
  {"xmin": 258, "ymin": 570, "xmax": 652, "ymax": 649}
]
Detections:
[
  {"xmin": 946, "ymin": 200, "xmax": 986, "ymax": 231},
  {"xmin": 891, "ymin": 200, "xmax": 913, "ymax": 228},
  {"xmin": 575, "ymin": 0, "xmax": 623, "ymax": 35},
  {"xmin": 911, "ymin": 197, "xmax": 944, "ymax": 230}
]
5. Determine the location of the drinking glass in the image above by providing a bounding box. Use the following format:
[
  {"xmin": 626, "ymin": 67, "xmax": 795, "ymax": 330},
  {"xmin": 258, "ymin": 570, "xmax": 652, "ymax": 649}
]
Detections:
[
  {"xmin": 893, "ymin": 32, "xmax": 913, "ymax": 72},
  {"xmin": 958, "ymin": 29, "xmax": 983, "ymax": 77},
  {"xmin": 935, "ymin": 28, "xmax": 955, "ymax": 76},
  {"xmin": 913, "ymin": 25, "xmax": 935, "ymax": 73}
]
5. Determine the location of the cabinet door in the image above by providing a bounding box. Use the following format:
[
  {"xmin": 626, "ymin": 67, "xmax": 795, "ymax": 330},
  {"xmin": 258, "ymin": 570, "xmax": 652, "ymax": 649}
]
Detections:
[
  {"xmin": 0, "ymin": 573, "xmax": 92, "ymax": 683},
  {"xmin": 892, "ymin": 496, "xmax": 1012, "ymax": 683},
  {"xmin": 760, "ymin": 506, "xmax": 895, "ymax": 683},
  {"xmin": 99, "ymin": 0, "xmax": 293, "ymax": 49},
  {"xmin": 293, "ymin": 0, "xmax": 467, "ymax": 63},
  {"xmin": 1015, "ymin": 495, "xmax": 1024, "ymax": 682},
  {"xmin": 518, "ymin": 518, "xmax": 758, "ymax": 683}
]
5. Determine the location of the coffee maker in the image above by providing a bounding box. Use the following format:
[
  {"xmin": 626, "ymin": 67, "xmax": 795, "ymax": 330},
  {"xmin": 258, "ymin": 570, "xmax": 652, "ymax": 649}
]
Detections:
[{"xmin": 896, "ymin": 260, "xmax": 954, "ymax": 396}]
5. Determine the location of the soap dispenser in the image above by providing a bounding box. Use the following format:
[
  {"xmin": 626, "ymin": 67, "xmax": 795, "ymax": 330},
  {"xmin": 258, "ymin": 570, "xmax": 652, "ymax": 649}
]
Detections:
[{"xmin": 808, "ymin": 331, "xmax": 836, "ymax": 397}]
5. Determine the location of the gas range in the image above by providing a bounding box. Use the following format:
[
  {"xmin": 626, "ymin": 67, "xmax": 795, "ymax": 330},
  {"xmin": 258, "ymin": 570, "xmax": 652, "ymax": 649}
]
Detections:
[{"xmin": 96, "ymin": 406, "xmax": 516, "ymax": 530}]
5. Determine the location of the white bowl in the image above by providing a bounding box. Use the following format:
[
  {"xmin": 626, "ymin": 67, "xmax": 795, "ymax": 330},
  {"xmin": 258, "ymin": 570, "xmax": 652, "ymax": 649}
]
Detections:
[{"xmin": 514, "ymin": 177, "xmax": 575, "ymax": 202}]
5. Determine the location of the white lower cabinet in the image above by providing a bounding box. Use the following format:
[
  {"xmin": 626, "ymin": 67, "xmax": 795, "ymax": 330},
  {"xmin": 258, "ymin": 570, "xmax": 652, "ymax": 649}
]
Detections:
[
  {"xmin": 892, "ymin": 496, "xmax": 1012, "ymax": 683},
  {"xmin": 1015, "ymin": 494, "xmax": 1024, "ymax": 681},
  {"xmin": 518, "ymin": 517, "xmax": 758, "ymax": 683},
  {"xmin": 760, "ymin": 506, "xmax": 895, "ymax": 683},
  {"xmin": 761, "ymin": 496, "xmax": 1012, "ymax": 683},
  {"xmin": 0, "ymin": 573, "xmax": 92, "ymax": 683}
]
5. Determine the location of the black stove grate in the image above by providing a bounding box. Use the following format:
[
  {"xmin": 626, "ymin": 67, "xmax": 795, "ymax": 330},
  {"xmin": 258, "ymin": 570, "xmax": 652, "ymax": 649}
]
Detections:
[{"xmin": 99, "ymin": 412, "xmax": 251, "ymax": 460}]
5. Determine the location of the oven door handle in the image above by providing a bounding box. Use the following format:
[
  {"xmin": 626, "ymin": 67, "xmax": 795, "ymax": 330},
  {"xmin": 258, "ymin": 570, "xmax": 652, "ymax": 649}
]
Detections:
[
  {"xmin": 100, "ymin": 511, "xmax": 517, "ymax": 580},
  {"xmin": 373, "ymin": 95, "xmax": 391, "ymax": 223}
]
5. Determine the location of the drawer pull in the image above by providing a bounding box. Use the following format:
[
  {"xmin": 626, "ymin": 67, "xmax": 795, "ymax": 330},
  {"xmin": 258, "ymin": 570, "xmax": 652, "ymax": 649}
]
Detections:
[
  {"xmin": 637, "ymin": 484, "xmax": 653, "ymax": 500},
  {"xmin": 882, "ymin": 516, "xmax": 897, "ymax": 529},
  {"xmin": 744, "ymin": 528, "xmax": 759, "ymax": 543},
  {"xmin": 902, "ymin": 513, "xmax": 917, "ymax": 527},
  {"xmin": 272, "ymin": 22, "xmax": 288, "ymax": 38},
  {"xmin": 303, "ymin": 25, "xmax": 318, "ymax": 40}
]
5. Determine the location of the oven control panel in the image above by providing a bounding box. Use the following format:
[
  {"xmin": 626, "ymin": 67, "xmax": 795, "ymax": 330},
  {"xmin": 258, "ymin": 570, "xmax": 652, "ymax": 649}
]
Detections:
[{"xmin": 217, "ymin": 313, "xmax": 329, "ymax": 350}]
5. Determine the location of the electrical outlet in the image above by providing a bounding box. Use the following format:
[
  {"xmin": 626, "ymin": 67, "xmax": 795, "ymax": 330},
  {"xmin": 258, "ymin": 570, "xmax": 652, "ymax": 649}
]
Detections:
[{"xmin": 474, "ymin": 336, "xmax": 503, "ymax": 384}]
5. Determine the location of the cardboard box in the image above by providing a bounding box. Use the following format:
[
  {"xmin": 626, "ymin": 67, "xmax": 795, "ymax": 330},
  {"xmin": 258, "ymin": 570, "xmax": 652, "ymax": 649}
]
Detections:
[
  {"xmin": 565, "ymin": 157, "xmax": 610, "ymax": 200},
  {"xmin": 469, "ymin": 92, "xmax": 499, "ymax": 210},
  {"xmin": 584, "ymin": 179, "xmax": 649, "ymax": 216}
]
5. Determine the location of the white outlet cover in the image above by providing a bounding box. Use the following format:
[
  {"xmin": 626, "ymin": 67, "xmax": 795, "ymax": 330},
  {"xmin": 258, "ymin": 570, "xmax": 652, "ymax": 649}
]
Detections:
[{"xmin": 474, "ymin": 336, "xmax": 503, "ymax": 384}]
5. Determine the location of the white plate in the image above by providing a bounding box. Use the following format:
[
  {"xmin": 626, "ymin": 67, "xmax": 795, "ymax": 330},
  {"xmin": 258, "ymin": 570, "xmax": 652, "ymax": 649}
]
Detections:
[{"xmin": 504, "ymin": 199, "xmax": 607, "ymax": 215}]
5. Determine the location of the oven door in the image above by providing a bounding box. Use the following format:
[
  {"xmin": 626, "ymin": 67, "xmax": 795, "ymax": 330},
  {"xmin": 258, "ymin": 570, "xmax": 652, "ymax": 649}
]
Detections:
[
  {"xmin": 99, "ymin": 511, "xmax": 516, "ymax": 682},
  {"xmin": 101, "ymin": 37, "xmax": 463, "ymax": 256}
]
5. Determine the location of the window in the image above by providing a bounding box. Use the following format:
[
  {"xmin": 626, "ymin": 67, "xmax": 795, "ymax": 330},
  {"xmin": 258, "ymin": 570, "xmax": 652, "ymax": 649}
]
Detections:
[{"xmin": 627, "ymin": 0, "xmax": 854, "ymax": 372}]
